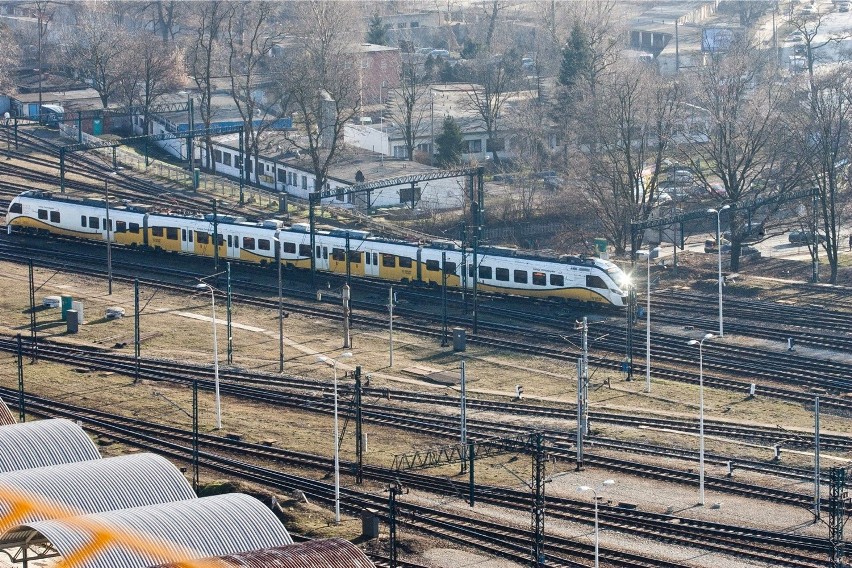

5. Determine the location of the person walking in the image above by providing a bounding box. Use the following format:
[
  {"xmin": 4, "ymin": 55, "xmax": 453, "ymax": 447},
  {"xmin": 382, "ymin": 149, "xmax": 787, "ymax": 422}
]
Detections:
[{"xmin": 848, "ymin": 234, "xmax": 852, "ymax": 251}]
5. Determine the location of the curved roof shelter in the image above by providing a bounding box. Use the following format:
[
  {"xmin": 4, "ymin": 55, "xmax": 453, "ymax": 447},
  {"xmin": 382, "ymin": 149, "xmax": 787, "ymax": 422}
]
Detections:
[
  {"xmin": 0, "ymin": 453, "xmax": 196, "ymax": 537},
  {"xmin": 0, "ymin": 399, "xmax": 16, "ymax": 426},
  {"xmin": 0, "ymin": 419, "xmax": 100, "ymax": 473},
  {"xmin": 153, "ymin": 538, "xmax": 377, "ymax": 568},
  {"xmin": 7, "ymin": 493, "xmax": 292, "ymax": 568}
]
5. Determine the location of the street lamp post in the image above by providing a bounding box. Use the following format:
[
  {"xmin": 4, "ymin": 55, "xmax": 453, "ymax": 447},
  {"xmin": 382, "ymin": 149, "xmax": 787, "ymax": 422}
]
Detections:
[
  {"xmin": 688, "ymin": 332, "xmax": 715, "ymax": 506},
  {"xmin": 196, "ymin": 283, "xmax": 221, "ymax": 430},
  {"xmin": 316, "ymin": 351, "xmax": 352, "ymax": 524},
  {"xmin": 708, "ymin": 205, "xmax": 730, "ymax": 337},
  {"xmin": 645, "ymin": 249, "xmax": 652, "ymax": 393},
  {"xmin": 577, "ymin": 479, "xmax": 616, "ymax": 568}
]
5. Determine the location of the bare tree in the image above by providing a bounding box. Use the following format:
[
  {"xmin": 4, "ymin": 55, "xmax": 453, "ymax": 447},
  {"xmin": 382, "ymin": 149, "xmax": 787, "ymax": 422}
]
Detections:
[
  {"xmin": 142, "ymin": 0, "xmax": 183, "ymax": 43},
  {"xmin": 60, "ymin": 6, "xmax": 128, "ymax": 108},
  {"xmin": 279, "ymin": 0, "xmax": 361, "ymax": 193},
  {"xmin": 679, "ymin": 38, "xmax": 803, "ymax": 271},
  {"xmin": 116, "ymin": 29, "xmax": 185, "ymax": 133},
  {"xmin": 387, "ymin": 55, "xmax": 430, "ymax": 162},
  {"xmin": 187, "ymin": 0, "xmax": 232, "ymax": 172},
  {"xmin": 226, "ymin": 1, "xmax": 286, "ymax": 186},
  {"xmin": 579, "ymin": 63, "xmax": 682, "ymax": 253},
  {"xmin": 0, "ymin": 23, "xmax": 20, "ymax": 95},
  {"xmin": 789, "ymin": 10, "xmax": 851, "ymax": 99}
]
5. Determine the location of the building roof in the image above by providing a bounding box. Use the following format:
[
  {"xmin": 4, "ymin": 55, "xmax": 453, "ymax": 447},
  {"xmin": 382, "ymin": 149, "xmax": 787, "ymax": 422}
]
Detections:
[
  {"xmin": 0, "ymin": 453, "xmax": 196, "ymax": 538},
  {"xmin": 0, "ymin": 398, "xmax": 15, "ymax": 426},
  {"xmin": 10, "ymin": 493, "xmax": 292, "ymax": 568},
  {"xmin": 0, "ymin": 419, "xmax": 100, "ymax": 473},
  {"xmin": 152, "ymin": 538, "xmax": 376, "ymax": 568}
]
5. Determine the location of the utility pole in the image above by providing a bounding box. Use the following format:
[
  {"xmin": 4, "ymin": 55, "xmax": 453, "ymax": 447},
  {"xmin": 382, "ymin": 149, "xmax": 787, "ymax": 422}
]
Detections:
[
  {"xmin": 226, "ymin": 262, "xmax": 233, "ymax": 365},
  {"xmin": 28, "ymin": 259, "xmax": 36, "ymax": 363},
  {"xmin": 460, "ymin": 360, "xmax": 467, "ymax": 473},
  {"xmin": 815, "ymin": 395, "xmax": 821, "ymax": 521},
  {"xmin": 17, "ymin": 334, "xmax": 24, "ymax": 423},
  {"xmin": 577, "ymin": 317, "xmax": 588, "ymax": 470},
  {"xmin": 342, "ymin": 284, "xmax": 351, "ymax": 349},
  {"xmin": 134, "ymin": 279, "xmax": 140, "ymax": 383},
  {"xmin": 354, "ymin": 366, "xmax": 363, "ymax": 484},
  {"xmin": 828, "ymin": 467, "xmax": 847, "ymax": 568},
  {"xmin": 441, "ymin": 251, "xmax": 448, "ymax": 347},
  {"xmin": 212, "ymin": 199, "xmax": 219, "ymax": 276},
  {"xmin": 532, "ymin": 433, "xmax": 545, "ymax": 567},
  {"xmin": 388, "ymin": 287, "xmax": 394, "ymax": 367}
]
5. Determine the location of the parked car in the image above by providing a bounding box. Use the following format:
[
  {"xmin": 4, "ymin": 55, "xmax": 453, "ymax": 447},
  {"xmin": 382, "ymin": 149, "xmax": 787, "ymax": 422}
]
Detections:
[
  {"xmin": 785, "ymin": 31, "xmax": 805, "ymax": 43},
  {"xmin": 705, "ymin": 239, "xmax": 760, "ymax": 257},
  {"xmin": 801, "ymin": 5, "xmax": 817, "ymax": 15},
  {"xmin": 788, "ymin": 229, "xmax": 826, "ymax": 244}
]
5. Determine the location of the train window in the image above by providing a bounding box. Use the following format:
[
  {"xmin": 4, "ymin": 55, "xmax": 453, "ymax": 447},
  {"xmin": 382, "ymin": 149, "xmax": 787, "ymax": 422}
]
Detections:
[
  {"xmin": 258, "ymin": 239, "xmax": 270, "ymax": 251},
  {"xmin": 196, "ymin": 231, "xmax": 209, "ymax": 244},
  {"xmin": 532, "ymin": 272, "xmax": 547, "ymax": 286},
  {"xmin": 550, "ymin": 274, "xmax": 564, "ymax": 287},
  {"xmin": 129, "ymin": 223, "xmax": 140, "ymax": 234},
  {"xmin": 365, "ymin": 253, "xmax": 371, "ymax": 265},
  {"xmin": 373, "ymin": 253, "xmax": 378, "ymax": 265},
  {"xmin": 89, "ymin": 216, "xmax": 99, "ymax": 228},
  {"xmin": 153, "ymin": 227, "xmax": 164, "ymax": 237},
  {"xmin": 81, "ymin": 216, "xmax": 87, "ymax": 227},
  {"xmin": 166, "ymin": 227, "xmax": 178, "ymax": 240},
  {"xmin": 399, "ymin": 256, "xmax": 412, "ymax": 269},
  {"xmin": 188, "ymin": 230, "xmax": 193, "ymax": 242},
  {"xmin": 445, "ymin": 261, "xmax": 456, "ymax": 274},
  {"xmin": 514, "ymin": 270, "xmax": 528, "ymax": 284},
  {"xmin": 382, "ymin": 254, "xmax": 396, "ymax": 268},
  {"xmin": 223, "ymin": 153, "xmax": 232, "ymax": 166},
  {"xmin": 496, "ymin": 267, "xmax": 509, "ymax": 281},
  {"xmin": 468, "ymin": 264, "xmax": 475, "ymax": 278},
  {"xmin": 426, "ymin": 259, "xmax": 440, "ymax": 272},
  {"xmin": 586, "ymin": 275, "xmax": 607, "ymax": 289},
  {"xmin": 332, "ymin": 248, "xmax": 345, "ymax": 261},
  {"xmin": 282, "ymin": 242, "xmax": 296, "ymax": 254},
  {"xmin": 213, "ymin": 149, "xmax": 222, "ymax": 163},
  {"xmin": 243, "ymin": 237, "xmax": 255, "ymax": 249},
  {"xmin": 479, "ymin": 265, "xmax": 492, "ymax": 279},
  {"xmin": 50, "ymin": 211, "xmax": 60, "ymax": 223},
  {"xmin": 182, "ymin": 229, "xmax": 187, "ymax": 241},
  {"xmin": 37, "ymin": 209, "xmax": 47, "ymax": 220},
  {"xmin": 315, "ymin": 246, "xmax": 320, "ymax": 258},
  {"xmin": 9, "ymin": 203, "xmax": 21, "ymax": 214},
  {"xmin": 116, "ymin": 221, "xmax": 127, "ymax": 233},
  {"xmin": 348, "ymin": 251, "xmax": 362, "ymax": 263},
  {"xmin": 216, "ymin": 235, "xmax": 224, "ymax": 246},
  {"xmin": 299, "ymin": 244, "xmax": 311, "ymax": 257},
  {"xmin": 102, "ymin": 219, "xmax": 108, "ymax": 230}
]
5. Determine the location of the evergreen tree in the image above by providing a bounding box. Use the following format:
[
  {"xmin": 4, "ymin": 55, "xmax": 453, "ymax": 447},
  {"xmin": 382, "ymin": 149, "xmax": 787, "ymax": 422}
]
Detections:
[
  {"xmin": 435, "ymin": 116, "xmax": 464, "ymax": 167},
  {"xmin": 559, "ymin": 23, "xmax": 592, "ymax": 89},
  {"xmin": 366, "ymin": 12, "xmax": 389, "ymax": 46}
]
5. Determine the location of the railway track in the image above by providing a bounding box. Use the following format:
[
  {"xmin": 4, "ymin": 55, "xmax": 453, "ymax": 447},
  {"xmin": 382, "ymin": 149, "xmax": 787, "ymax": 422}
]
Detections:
[{"xmin": 1, "ymin": 388, "xmax": 833, "ymax": 568}]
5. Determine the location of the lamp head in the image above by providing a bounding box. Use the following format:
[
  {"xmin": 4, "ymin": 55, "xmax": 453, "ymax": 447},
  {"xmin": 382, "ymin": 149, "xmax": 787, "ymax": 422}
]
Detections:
[
  {"xmin": 195, "ymin": 283, "xmax": 210, "ymax": 291},
  {"xmin": 703, "ymin": 333, "xmax": 716, "ymax": 340},
  {"xmin": 707, "ymin": 208, "xmax": 717, "ymax": 214},
  {"xmin": 720, "ymin": 204, "xmax": 730, "ymax": 211},
  {"xmin": 688, "ymin": 339, "xmax": 699, "ymax": 346}
]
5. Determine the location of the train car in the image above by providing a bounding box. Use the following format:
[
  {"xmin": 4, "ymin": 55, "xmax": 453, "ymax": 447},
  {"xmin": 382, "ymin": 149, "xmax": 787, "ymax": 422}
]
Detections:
[{"xmin": 5, "ymin": 191, "xmax": 628, "ymax": 307}]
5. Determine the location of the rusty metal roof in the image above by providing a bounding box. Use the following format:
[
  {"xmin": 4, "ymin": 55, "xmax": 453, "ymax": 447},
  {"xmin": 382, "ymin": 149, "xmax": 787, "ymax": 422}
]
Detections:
[
  {"xmin": 0, "ymin": 453, "xmax": 196, "ymax": 538},
  {"xmin": 153, "ymin": 539, "xmax": 376, "ymax": 568},
  {"xmin": 13, "ymin": 493, "xmax": 292, "ymax": 568},
  {"xmin": 0, "ymin": 419, "xmax": 100, "ymax": 473}
]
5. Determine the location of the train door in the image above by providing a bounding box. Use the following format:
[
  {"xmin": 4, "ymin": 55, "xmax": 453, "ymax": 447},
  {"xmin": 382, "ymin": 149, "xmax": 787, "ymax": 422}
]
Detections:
[
  {"xmin": 226, "ymin": 233, "xmax": 240, "ymax": 258},
  {"xmin": 180, "ymin": 227, "xmax": 194, "ymax": 253},
  {"xmin": 315, "ymin": 243, "xmax": 329, "ymax": 271},
  {"xmin": 364, "ymin": 248, "xmax": 379, "ymax": 277}
]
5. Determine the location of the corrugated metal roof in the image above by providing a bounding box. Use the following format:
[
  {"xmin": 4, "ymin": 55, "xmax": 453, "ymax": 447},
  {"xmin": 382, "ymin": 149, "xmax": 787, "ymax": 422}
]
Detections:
[
  {"xmin": 0, "ymin": 453, "xmax": 196, "ymax": 537},
  {"xmin": 0, "ymin": 399, "xmax": 16, "ymax": 426},
  {"xmin": 154, "ymin": 539, "xmax": 377, "ymax": 568},
  {"xmin": 0, "ymin": 419, "xmax": 100, "ymax": 473},
  {"xmin": 16, "ymin": 493, "xmax": 292, "ymax": 568}
]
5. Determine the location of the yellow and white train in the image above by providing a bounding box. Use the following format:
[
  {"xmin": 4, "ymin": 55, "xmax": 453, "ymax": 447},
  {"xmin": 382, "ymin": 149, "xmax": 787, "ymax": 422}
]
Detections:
[{"xmin": 5, "ymin": 191, "xmax": 629, "ymax": 307}]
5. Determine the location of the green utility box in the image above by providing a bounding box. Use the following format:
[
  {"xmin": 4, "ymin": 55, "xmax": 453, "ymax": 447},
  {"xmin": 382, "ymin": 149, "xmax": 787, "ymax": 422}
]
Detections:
[
  {"xmin": 61, "ymin": 295, "xmax": 74, "ymax": 321},
  {"xmin": 594, "ymin": 238, "xmax": 609, "ymax": 259}
]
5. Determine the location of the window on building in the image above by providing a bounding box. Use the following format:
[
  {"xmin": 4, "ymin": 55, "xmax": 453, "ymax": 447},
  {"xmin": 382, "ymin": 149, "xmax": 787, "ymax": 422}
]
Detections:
[
  {"xmin": 81, "ymin": 216, "xmax": 87, "ymax": 227},
  {"xmin": 514, "ymin": 270, "xmax": 528, "ymax": 284},
  {"xmin": 302, "ymin": 175, "xmax": 307, "ymax": 189},
  {"xmin": 463, "ymin": 139, "xmax": 482, "ymax": 154},
  {"xmin": 532, "ymin": 271, "xmax": 547, "ymax": 286},
  {"xmin": 382, "ymin": 254, "xmax": 396, "ymax": 268},
  {"xmin": 336, "ymin": 186, "xmax": 345, "ymax": 202},
  {"xmin": 393, "ymin": 146, "xmax": 408, "ymax": 158},
  {"xmin": 258, "ymin": 239, "xmax": 271, "ymax": 251},
  {"xmin": 399, "ymin": 256, "xmax": 412, "ymax": 269},
  {"xmin": 37, "ymin": 209, "xmax": 47, "ymax": 220},
  {"xmin": 496, "ymin": 267, "xmax": 509, "ymax": 281},
  {"xmin": 243, "ymin": 237, "xmax": 255, "ymax": 249},
  {"xmin": 277, "ymin": 169, "xmax": 286, "ymax": 182},
  {"xmin": 282, "ymin": 242, "xmax": 296, "ymax": 254},
  {"xmin": 426, "ymin": 259, "xmax": 440, "ymax": 272},
  {"xmin": 166, "ymin": 227, "xmax": 178, "ymax": 240},
  {"xmin": 550, "ymin": 274, "xmax": 564, "ymax": 287},
  {"xmin": 299, "ymin": 244, "xmax": 311, "ymax": 257},
  {"xmin": 478, "ymin": 265, "xmax": 492, "ymax": 279},
  {"xmin": 486, "ymin": 138, "xmax": 505, "ymax": 152}
]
